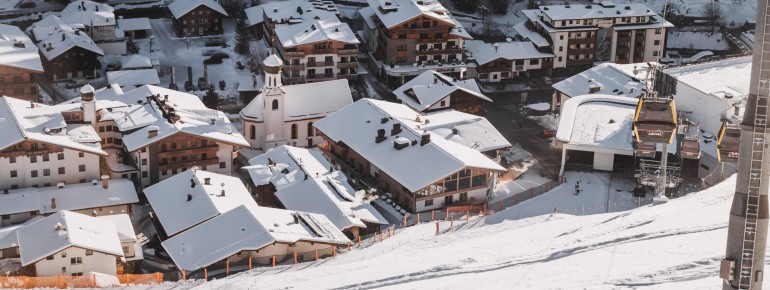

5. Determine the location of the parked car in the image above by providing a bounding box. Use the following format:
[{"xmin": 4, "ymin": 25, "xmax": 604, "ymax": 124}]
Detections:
[
  {"xmin": 203, "ymin": 57, "xmax": 223, "ymax": 65},
  {"xmin": 184, "ymin": 81, "xmax": 193, "ymax": 92},
  {"xmin": 198, "ymin": 78, "xmax": 211, "ymax": 91},
  {"xmin": 210, "ymin": 52, "xmax": 230, "ymax": 59},
  {"xmin": 65, "ymin": 78, "xmax": 87, "ymax": 89},
  {"xmin": 540, "ymin": 130, "xmax": 556, "ymax": 138},
  {"xmin": 105, "ymin": 62, "xmax": 121, "ymax": 71},
  {"xmin": 205, "ymin": 36, "xmax": 224, "ymax": 47},
  {"xmin": 202, "ymin": 49, "xmax": 220, "ymax": 56},
  {"xmin": 543, "ymin": 77, "xmax": 552, "ymax": 85}
]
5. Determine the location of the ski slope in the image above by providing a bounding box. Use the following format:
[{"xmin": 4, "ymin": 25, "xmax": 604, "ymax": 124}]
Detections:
[{"xmin": 120, "ymin": 174, "xmax": 766, "ymax": 290}]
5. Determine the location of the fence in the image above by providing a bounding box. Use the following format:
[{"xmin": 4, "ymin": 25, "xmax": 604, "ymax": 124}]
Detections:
[{"xmin": 0, "ymin": 273, "xmax": 163, "ymax": 289}]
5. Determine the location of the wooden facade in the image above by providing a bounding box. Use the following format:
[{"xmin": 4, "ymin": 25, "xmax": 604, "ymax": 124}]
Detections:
[
  {"xmin": 0, "ymin": 65, "xmax": 39, "ymax": 101},
  {"xmin": 40, "ymin": 46, "xmax": 101, "ymax": 81},
  {"xmin": 172, "ymin": 5, "xmax": 226, "ymax": 37},
  {"xmin": 374, "ymin": 15, "xmax": 467, "ymax": 66},
  {"xmin": 147, "ymin": 132, "xmax": 223, "ymax": 184}
]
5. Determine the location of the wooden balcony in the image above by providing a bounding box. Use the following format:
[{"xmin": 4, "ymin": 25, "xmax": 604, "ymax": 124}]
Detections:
[
  {"xmin": 307, "ymin": 73, "xmax": 335, "ymax": 81},
  {"xmin": 337, "ymin": 62, "xmax": 358, "ymax": 69},
  {"xmin": 312, "ymin": 48, "xmax": 334, "ymax": 55},
  {"xmin": 158, "ymin": 157, "xmax": 219, "ymax": 171},
  {"xmin": 307, "ymin": 61, "xmax": 334, "ymax": 68},
  {"xmin": 283, "ymin": 51, "xmax": 305, "ymax": 58},
  {"xmin": 158, "ymin": 146, "xmax": 218, "ymax": 159},
  {"xmin": 283, "ymin": 76, "xmax": 306, "ymax": 84},
  {"xmin": 337, "ymin": 73, "xmax": 358, "ymax": 80},
  {"xmin": 338, "ymin": 48, "xmax": 359, "ymax": 55},
  {"xmin": 416, "ymin": 48, "xmax": 462, "ymax": 55},
  {"xmin": 283, "ymin": 63, "xmax": 305, "ymax": 70},
  {"xmin": 477, "ymin": 66, "xmax": 511, "ymax": 73}
]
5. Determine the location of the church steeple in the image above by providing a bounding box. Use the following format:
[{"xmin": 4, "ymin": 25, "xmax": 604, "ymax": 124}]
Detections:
[{"xmin": 263, "ymin": 53, "xmax": 283, "ymax": 89}]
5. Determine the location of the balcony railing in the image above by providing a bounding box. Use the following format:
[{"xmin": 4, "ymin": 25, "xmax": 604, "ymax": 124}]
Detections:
[
  {"xmin": 312, "ymin": 48, "xmax": 334, "ymax": 54},
  {"xmin": 307, "ymin": 61, "xmax": 335, "ymax": 67},
  {"xmin": 283, "ymin": 51, "xmax": 305, "ymax": 58},
  {"xmin": 338, "ymin": 48, "xmax": 359, "ymax": 55},
  {"xmin": 337, "ymin": 73, "xmax": 358, "ymax": 80},
  {"xmin": 283, "ymin": 76, "xmax": 306, "ymax": 83},
  {"xmin": 158, "ymin": 157, "xmax": 219, "ymax": 171},
  {"xmin": 283, "ymin": 63, "xmax": 305, "ymax": 70},
  {"xmin": 477, "ymin": 66, "xmax": 510, "ymax": 73},
  {"xmin": 514, "ymin": 65, "xmax": 525, "ymax": 72},
  {"xmin": 307, "ymin": 73, "xmax": 335, "ymax": 80},
  {"xmin": 416, "ymin": 48, "xmax": 462, "ymax": 55},
  {"xmin": 337, "ymin": 62, "xmax": 358, "ymax": 69},
  {"xmin": 158, "ymin": 146, "xmax": 218, "ymax": 158}
]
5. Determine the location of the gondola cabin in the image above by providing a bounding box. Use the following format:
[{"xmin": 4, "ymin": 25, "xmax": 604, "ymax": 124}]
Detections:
[
  {"xmin": 633, "ymin": 97, "xmax": 677, "ymax": 144},
  {"xmin": 634, "ymin": 141, "xmax": 656, "ymax": 158},
  {"xmin": 717, "ymin": 122, "xmax": 740, "ymax": 162},
  {"xmin": 680, "ymin": 135, "xmax": 701, "ymax": 159}
]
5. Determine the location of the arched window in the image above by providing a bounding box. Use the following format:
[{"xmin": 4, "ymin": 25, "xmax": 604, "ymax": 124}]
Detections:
[
  {"xmin": 290, "ymin": 124, "xmax": 298, "ymax": 139},
  {"xmin": 307, "ymin": 122, "xmax": 314, "ymax": 137},
  {"xmin": 249, "ymin": 125, "xmax": 256, "ymax": 140},
  {"xmin": 272, "ymin": 99, "xmax": 278, "ymax": 110}
]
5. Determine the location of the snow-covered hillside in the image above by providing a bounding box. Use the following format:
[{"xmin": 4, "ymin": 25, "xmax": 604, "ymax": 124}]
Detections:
[{"xmin": 125, "ymin": 174, "xmax": 769, "ymax": 289}]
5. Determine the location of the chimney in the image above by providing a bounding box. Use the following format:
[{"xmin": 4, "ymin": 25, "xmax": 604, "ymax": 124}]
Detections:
[
  {"xmin": 391, "ymin": 123, "xmax": 402, "ymax": 136},
  {"xmin": 190, "ymin": 178, "xmax": 196, "ymax": 188},
  {"xmin": 268, "ymin": 157, "xmax": 274, "ymax": 166},
  {"xmin": 147, "ymin": 126, "xmax": 159, "ymax": 138},
  {"xmin": 293, "ymin": 213, "xmax": 299, "ymax": 224},
  {"xmin": 394, "ymin": 138, "xmax": 409, "ymax": 150},
  {"xmin": 51, "ymin": 197, "xmax": 57, "ymax": 209},
  {"xmin": 187, "ymin": 193, "xmax": 192, "ymax": 201},
  {"xmin": 221, "ymin": 189, "xmax": 226, "ymax": 196},
  {"xmin": 380, "ymin": 117, "xmax": 388, "ymax": 124},
  {"xmin": 101, "ymin": 175, "xmax": 110, "ymax": 189},
  {"xmin": 420, "ymin": 132, "xmax": 431, "ymax": 146},
  {"xmin": 29, "ymin": 101, "xmax": 34, "ymax": 108},
  {"xmin": 452, "ymin": 128, "xmax": 458, "ymax": 134},
  {"xmin": 54, "ymin": 222, "xmax": 62, "ymax": 231},
  {"xmin": 375, "ymin": 129, "xmax": 387, "ymax": 143},
  {"xmin": 204, "ymin": 177, "xmax": 211, "ymax": 185},
  {"xmin": 61, "ymin": 33, "xmax": 65, "ymax": 41},
  {"xmin": 57, "ymin": 182, "xmax": 65, "ymax": 189},
  {"xmin": 433, "ymin": 77, "xmax": 438, "ymax": 84}
]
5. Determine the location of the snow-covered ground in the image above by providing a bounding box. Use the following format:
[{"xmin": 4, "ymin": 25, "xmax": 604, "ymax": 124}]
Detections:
[
  {"xmin": 528, "ymin": 112, "xmax": 559, "ymax": 130},
  {"xmin": 120, "ymin": 174, "xmax": 763, "ymax": 289}
]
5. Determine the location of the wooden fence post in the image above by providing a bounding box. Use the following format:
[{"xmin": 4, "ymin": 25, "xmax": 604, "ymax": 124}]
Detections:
[
  {"xmin": 435, "ymin": 222, "xmax": 439, "ymax": 234},
  {"xmin": 347, "ymin": 243, "xmax": 351, "ymax": 252},
  {"xmin": 445, "ymin": 208, "xmax": 449, "ymax": 220},
  {"xmin": 249, "ymin": 257, "xmax": 252, "ymax": 270},
  {"xmin": 57, "ymin": 274, "xmax": 61, "ymax": 289},
  {"xmin": 156, "ymin": 272, "xmax": 161, "ymax": 284},
  {"xmin": 94, "ymin": 272, "xmax": 98, "ymax": 286},
  {"xmin": 272, "ymin": 256, "xmax": 276, "ymax": 267},
  {"xmin": 450, "ymin": 215, "xmax": 454, "ymax": 227},
  {"xmin": 315, "ymin": 249, "xmax": 319, "ymax": 261},
  {"xmin": 333, "ymin": 247, "xmax": 337, "ymax": 257},
  {"xmin": 466, "ymin": 210, "xmax": 469, "ymax": 221},
  {"xmin": 294, "ymin": 252, "xmax": 298, "ymax": 264},
  {"xmin": 204, "ymin": 268, "xmax": 208, "ymax": 281},
  {"xmin": 182, "ymin": 270, "xmax": 186, "ymax": 283},
  {"xmin": 431, "ymin": 210, "xmax": 435, "ymax": 221},
  {"xmin": 403, "ymin": 215, "xmax": 407, "ymax": 227},
  {"xmin": 358, "ymin": 235, "xmax": 361, "ymax": 249},
  {"xmin": 226, "ymin": 260, "xmax": 230, "ymax": 276}
]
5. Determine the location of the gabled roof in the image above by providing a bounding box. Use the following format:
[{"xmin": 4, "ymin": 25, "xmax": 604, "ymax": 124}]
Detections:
[
  {"xmin": 65, "ymin": 85, "xmax": 248, "ymax": 151},
  {"xmin": 169, "ymin": 0, "xmax": 228, "ymax": 19},
  {"xmin": 552, "ymin": 63, "xmax": 648, "ymax": 99},
  {"xmin": 17, "ymin": 211, "xmax": 123, "ymax": 266},
  {"xmin": 144, "ymin": 169, "xmax": 258, "ymax": 236},
  {"xmin": 161, "ymin": 204, "xmax": 349, "ymax": 271},
  {"xmin": 393, "ymin": 70, "xmax": 489, "ymax": 112},
  {"xmin": 0, "ymin": 24, "xmax": 42, "ymax": 72},
  {"xmin": 240, "ymin": 79, "xmax": 353, "ymax": 122},
  {"xmin": 97, "ymin": 214, "xmax": 137, "ymax": 243},
  {"xmin": 0, "ymin": 217, "xmax": 41, "ymax": 250},
  {"xmin": 314, "ymin": 99, "xmax": 505, "ymax": 192},
  {"xmin": 31, "ymin": 17, "xmax": 104, "ymax": 60},
  {"xmin": 464, "ymin": 40, "xmax": 554, "ymax": 66},
  {"xmin": 0, "ymin": 96, "xmax": 106, "ymax": 155},
  {"xmin": 275, "ymin": 12, "xmax": 360, "ymax": 47},
  {"xmin": 117, "ymin": 17, "xmax": 151, "ymax": 31},
  {"xmin": 0, "ymin": 179, "xmax": 139, "ymax": 216},
  {"xmin": 60, "ymin": 0, "xmax": 116, "ymax": 28},
  {"xmin": 120, "ymin": 54, "xmax": 152, "ymax": 69},
  {"xmin": 245, "ymin": 0, "xmax": 340, "ymax": 26},
  {"xmin": 366, "ymin": 0, "xmax": 470, "ymax": 38},
  {"xmin": 106, "ymin": 69, "xmax": 161, "ymax": 88},
  {"xmin": 422, "ymin": 110, "xmax": 510, "ymax": 152},
  {"xmin": 243, "ymin": 146, "xmax": 387, "ymax": 231}
]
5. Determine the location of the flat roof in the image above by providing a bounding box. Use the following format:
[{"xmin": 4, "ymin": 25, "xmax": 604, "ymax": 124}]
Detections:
[
  {"xmin": 662, "ymin": 56, "xmax": 751, "ymax": 98},
  {"xmin": 556, "ymin": 94, "xmax": 638, "ymax": 152}
]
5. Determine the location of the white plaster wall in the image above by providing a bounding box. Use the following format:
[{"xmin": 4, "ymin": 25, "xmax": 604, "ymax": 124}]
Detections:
[
  {"xmin": 34, "ymin": 247, "xmax": 118, "ymax": 277},
  {"xmin": 0, "ymin": 149, "xmax": 101, "ymax": 190}
]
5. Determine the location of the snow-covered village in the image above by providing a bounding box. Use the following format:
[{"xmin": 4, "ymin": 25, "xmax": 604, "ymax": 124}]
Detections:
[{"xmin": 0, "ymin": 0, "xmax": 765, "ymax": 288}]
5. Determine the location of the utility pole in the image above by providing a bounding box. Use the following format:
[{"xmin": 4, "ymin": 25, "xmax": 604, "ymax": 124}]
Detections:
[{"xmin": 721, "ymin": 0, "xmax": 770, "ymax": 289}]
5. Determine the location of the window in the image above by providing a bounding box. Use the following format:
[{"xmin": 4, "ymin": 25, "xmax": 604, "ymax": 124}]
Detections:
[
  {"xmin": 58, "ymin": 167, "xmax": 65, "ymax": 174},
  {"xmin": 10, "ymin": 170, "xmax": 16, "ymax": 178},
  {"xmin": 58, "ymin": 153, "xmax": 64, "ymax": 160},
  {"xmin": 434, "ymin": 32, "xmax": 443, "ymax": 38},
  {"xmin": 43, "ymin": 169, "xmax": 50, "ymax": 176},
  {"xmin": 459, "ymin": 192, "xmax": 468, "ymax": 203},
  {"xmin": 61, "ymin": 252, "xmax": 66, "ymax": 258},
  {"xmin": 472, "ymin": 174, "xmax": 486, "ymax": 187},
  {"xmin": 61, "ymin": 267, "xmax": 66, "ymax": 273},
  {"xmin": 78, "ymin": 152, "xmax": 84, "ymax": 158},
  {"xmin": 142, "ymin": 171, "xmax": 148, "ymax": 178},
  {"xmin": 653, "ymin": 51, "xmax": 659, "ymax": 57},
  {"xmin": 171, "ymin": 143, "xmax": 177, "ymax": 149},
  {"xmin": 9, "ymin": 156, "xmax": 15, "ymax": 163},
  {"xmin": 30, "ymin": 156, "xmax": 36, "ymax": 163},
  {"xmin": 141, "ymin": 159, "xmax": 147, "ymax": 166},
  {"xmin": 440, "ymin": 100, "xmax": 446, "ymax": 107},
  {"xmin": 1, "ymin": 215, "xmax": 8, "ymax": 220},
  {"xmin": 98, "ymin": 126, "xmax": 105, "ymax": 132},
  {"xmin": 272, "ymin": 99, "xmax": 279, "ymax": 110},
  {"xmin": 70, "ymin": 257, "xmax": 82, "ymax": 265},
  {"xmin": 85, "ymin": 250, "xmax": 93, "ymax": 256},
  {"xmin": 530, "ymin": 59, "xmax": 539, "ymax": 65},
  {"xmin": 31, "ymin": 170, "xmax": 37, "ymax": 178},
  {"xmin": 46, "ymin": 255, "xmax": 53, "ymax": 260},
  {"xmin": 219, "ymin": 162, "xmax": 226, "ymax": 169},
  {"xmin": 559, "ymin": 46, "xmax": 563, "ymax": 52},
  {"xmin": 307, "ymin": 122, "xmax": 315, "ymax": 137},
  {"xmin": 559, "ymin": 35, "xmax": 564, "ymax": 40},
  {"xmin": 398, "ymin": 34, "xmax": 406, "ymax": 39},
  {"xmin": 290, "ymin": 124, "xmax": 298, "ymax": 139},
  {"xmin": 43, "ymin": 155, "xmax": 49, "ymax": 162},
  {"xmin": 79, "ymin": 165, "xmax": 86, "ymax": 172},
  {"xmin": 249, "ymin": 125, "xmax": 256, "ymax": 139},
  {"xmin": 655, "ymin": 28, "xmax": 662, "ymax": 34},
  {"xmin": 424, "ymin": 199, "xmax": 433, "ymax": 207}
]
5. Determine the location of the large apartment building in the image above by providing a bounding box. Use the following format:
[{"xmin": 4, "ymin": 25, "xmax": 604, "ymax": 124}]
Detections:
[
  {"xmin": 359, "ymin": 0, "xmax": 472, "ymax": 86},
  {"xmin": 514, "ymin": 2, "xmax": 673, "ymax": 71},
  {"xmin": 0, "ymin": 24, "xmax": 43, "ymax": 101},
  {"xmin": 245, "ymin": 0, "xmax": 359, "ymax": 85}
]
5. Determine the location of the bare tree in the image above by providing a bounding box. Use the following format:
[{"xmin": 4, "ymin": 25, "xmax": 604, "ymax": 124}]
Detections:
[{"xmin": 704, "ymin": 1, "xmax": 723, "ymax": 35}]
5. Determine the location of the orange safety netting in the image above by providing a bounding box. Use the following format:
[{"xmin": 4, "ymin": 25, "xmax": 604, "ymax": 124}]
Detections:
[{"xmin": 0, "ymin": 273, "xmax": 162, "ymax": 289}]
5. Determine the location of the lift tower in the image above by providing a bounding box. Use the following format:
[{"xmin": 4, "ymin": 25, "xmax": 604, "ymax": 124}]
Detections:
[{"xmin": 722, "ymin": 0, "xmax": 770, "ymax": 289}]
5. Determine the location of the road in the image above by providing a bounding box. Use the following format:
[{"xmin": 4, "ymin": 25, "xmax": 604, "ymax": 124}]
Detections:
[{"xmin": 483, "ymin": 89, "xmax": 562, "ymax": 178}]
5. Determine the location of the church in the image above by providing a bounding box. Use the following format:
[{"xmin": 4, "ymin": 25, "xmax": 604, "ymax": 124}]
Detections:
[{"xmin": 240, "ymin": 54, "xmax": 354, "ymax": 150}]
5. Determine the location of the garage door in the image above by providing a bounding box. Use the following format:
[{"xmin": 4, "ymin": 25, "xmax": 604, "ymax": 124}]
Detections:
[{"xmin": 593, "ymin": 152, "xmax": 614, "ymax": 171}]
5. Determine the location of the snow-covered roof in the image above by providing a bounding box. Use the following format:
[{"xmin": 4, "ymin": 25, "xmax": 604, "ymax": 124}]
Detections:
[
  {"xmin": 662, "ymin": 56, "xmax": 751, "ymax": 98},
  {"xmin": 60, "ymin": 0, "xmax": 116, "ymax": 28},
  {"xmin": 275, "ymin": 12, "xmax": 360, "ymax": 47},
  {"xmin": 465, "ymin": 40, "xmax": 554, "ymax": 66},
  {"xmin": 168, "ymin": 0, "xmax": 228, "ymax": 19},
  {"xmin": 366, "ymin": 0, "xmax": 458, "ymax": 31},
  {"xmin": 31, "ymin": 18, "xmax": 104, "ymax": 60},
  {"xmin": 0, "ymin": 24, "xmax": 42, "ymax": 72},
  {"xmin": 240, "ymin": 79, "xmax": 353, "ymax": 122},
  {"xmin": 120, "ymin": 54, "xmax": 152, "ymax": 69},
  {"xmin": 161, "ymin": 204, "xmax": 349, "ymax": 271},
  {"xmin": 106, "ymin": 69, "xmax": 160, "ymax": 88},
  {"xmin": 117, "ymin": 17, "xmax": 151, "ymax": 31},
  {"xmin": 556, "ymin": 94, "xmax": 639, "ymax": 152},
  {"xmin": 358, "ymin": 7, "xmax": 377, "ymax": 28},
  {"xmin": 393, "ymin": 70, "xmax": 489, "ymax": 112},
  {"xmin": 97, "ymin": 214, "xmax": 136, "ymax": 243},
  {"xmin": 314, "ymin": 99, "xmax": 505, "ymax": 192},
  {"xmin": 0, "ymin": 179, "xmax": 138, "ymax": 216},
  {"xmin": 66, "ymin": 85, "xmax": 248, "ymax": 151},
  {"xmin": 0, "ymin": 96, "xmax": 106, "ymax": 155},
  {"xmin": 17, "ymin": 211, "xmax": 123, "ymax": 266},
  {"xmin": 538, "ymin": 3, "xmax": 656, "ymax": 21},
  {"xmin": 144, "ymin": 169, "xmax": 258, "ymax": 236},
  {"xmin": 667, "ymin": 31, "xmax": 729, "ymax": 51},
  {"xmin": 244, "ymin": 146, "xmax": 387, "ymax": 231},
  {"xmin": 513, "ymin": 21, "xmax": 551, "ymax": 48},
  {"xmin": 245, "ymin": 0, "xmax": 340, "ymax": 27},
  {"xmin": 422, "ymin": 110, "xmax": 510, "ymax": 152},
  {"xmin": 553, "ymin": 63, "xmax": 648, "ymax": 99}
]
